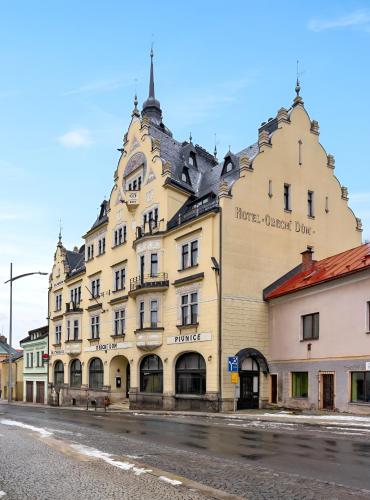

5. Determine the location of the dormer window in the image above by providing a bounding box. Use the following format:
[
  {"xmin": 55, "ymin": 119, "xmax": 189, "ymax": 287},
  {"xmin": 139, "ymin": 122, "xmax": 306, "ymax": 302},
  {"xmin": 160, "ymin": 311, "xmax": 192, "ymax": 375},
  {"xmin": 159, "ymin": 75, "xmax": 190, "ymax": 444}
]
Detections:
[
  {"xmin": 188, "ymin": 152, "xmax": 197, "ymax": 169},
  {"xmin": 181, "ymin": 167, "xmax": 191, "ymax": 184},
  {"xmin": 223, "ymin": 160, "xmax": 233, "ymax": 174}
]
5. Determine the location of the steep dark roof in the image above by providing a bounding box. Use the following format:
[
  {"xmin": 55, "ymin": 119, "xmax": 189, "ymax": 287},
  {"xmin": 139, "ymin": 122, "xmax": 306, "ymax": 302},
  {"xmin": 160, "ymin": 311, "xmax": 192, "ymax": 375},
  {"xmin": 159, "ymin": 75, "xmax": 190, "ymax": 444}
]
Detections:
[{"xmin": 66, "ymin": 250, "xmax": 85, "ymax": 276}]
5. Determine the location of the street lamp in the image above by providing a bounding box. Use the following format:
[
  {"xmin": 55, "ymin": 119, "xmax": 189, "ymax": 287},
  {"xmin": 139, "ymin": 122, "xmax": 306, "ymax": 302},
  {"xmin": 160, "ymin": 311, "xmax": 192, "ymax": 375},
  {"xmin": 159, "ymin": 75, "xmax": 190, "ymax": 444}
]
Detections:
[{"xmin": 4, "ymin": 263, "xmax": 48, "ymax": 403}]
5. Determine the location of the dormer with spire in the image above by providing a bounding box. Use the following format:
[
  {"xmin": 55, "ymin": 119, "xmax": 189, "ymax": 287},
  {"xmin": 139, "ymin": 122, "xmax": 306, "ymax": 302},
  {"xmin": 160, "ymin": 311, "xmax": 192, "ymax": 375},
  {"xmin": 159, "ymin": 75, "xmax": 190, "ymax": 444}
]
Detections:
[{"xmin": 141, "ymin": 48, "xmax": 163, "ymax": 125}]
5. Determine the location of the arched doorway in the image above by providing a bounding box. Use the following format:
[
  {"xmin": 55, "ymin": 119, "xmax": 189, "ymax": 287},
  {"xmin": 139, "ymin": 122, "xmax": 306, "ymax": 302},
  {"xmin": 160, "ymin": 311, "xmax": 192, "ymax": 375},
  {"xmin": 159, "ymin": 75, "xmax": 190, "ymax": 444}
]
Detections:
[
  {"xmin": 235, "ymin": 348, "xmax": 269, "ymax": 410},
  {"xmin": 109, "ymin": 355, "xmax": 129, "ymax": 402}
]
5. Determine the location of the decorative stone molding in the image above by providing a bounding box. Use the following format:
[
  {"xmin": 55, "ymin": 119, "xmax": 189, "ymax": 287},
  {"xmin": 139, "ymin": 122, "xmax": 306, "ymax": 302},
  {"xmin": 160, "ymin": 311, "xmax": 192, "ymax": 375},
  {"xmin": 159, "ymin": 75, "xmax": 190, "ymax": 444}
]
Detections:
[
  {"xmin": 239, "ymin": 155, "xmax": 252, "ymax": 172},
  {"xmin": 218, "ymin": 179, "xmax": 231, "ymax": 198},
  {"xmin": 140, "ymin": 116, "xmax": 150, "ymax": 140},
  {"xmin": 277, "ymin": 107, "xmax": 289, "ymax": 124},
  {"xmin": 356, "ymin": 217, "xmax": 363, "ymax": 231},
  {"xmin": 258, "ymin": 130, "xmax": 271, "ymax": 148},
  {"xmin": 341, "ymin": 186, "xmax": 349, "ymax": 201},
  {"xmin": 151, "ymin": 137, "xmax": 160, "ymax": 154},
  {"xmin": 327, "ymin": 154, "xmax": 335, "ymax": 169},
  {"xmin": 293, "ymin": 95, "xmax": 304, "ymax": 107},
  {"xmin": 162, "ymin": 160, "xmax": 171, "ymax": 177},
  {"xmin": 310, "ymin": 120, "xmax": 320, "ymax": 135}
]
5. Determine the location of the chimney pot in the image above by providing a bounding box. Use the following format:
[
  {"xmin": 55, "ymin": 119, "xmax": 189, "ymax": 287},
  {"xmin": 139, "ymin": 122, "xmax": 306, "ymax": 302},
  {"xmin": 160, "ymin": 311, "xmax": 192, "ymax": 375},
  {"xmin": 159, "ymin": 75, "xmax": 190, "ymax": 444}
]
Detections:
[{"xmin": 301, "ymin": 247, "xmax": 314, "ymax": 271}]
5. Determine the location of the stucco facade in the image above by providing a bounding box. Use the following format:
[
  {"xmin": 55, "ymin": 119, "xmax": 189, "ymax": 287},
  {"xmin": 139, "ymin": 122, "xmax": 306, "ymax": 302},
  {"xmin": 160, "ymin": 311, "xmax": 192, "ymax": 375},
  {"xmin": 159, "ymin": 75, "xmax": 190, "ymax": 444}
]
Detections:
[
  {"xmin": 20, "ymin": 326, "xmax": 48, "ymax": 404},
  {"xmin": 48, "ymin": 54, "xmax": 362, "ymax": 411},
  {"xmin": 267, "ymin": 249, "xmax": 370, "ymax": 413}
]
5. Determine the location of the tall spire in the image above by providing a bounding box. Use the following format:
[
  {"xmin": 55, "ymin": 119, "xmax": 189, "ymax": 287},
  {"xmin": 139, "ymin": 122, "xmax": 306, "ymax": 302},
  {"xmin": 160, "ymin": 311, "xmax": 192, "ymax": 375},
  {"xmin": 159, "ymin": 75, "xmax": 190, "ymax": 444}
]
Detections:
[
  {"xmin": 58, "ymin": 219, "xmax": 63, "ymax": 246},
  {"xmin": 293, "ymin": 60, "xmax": 303, "ymax": 107},
  {"xmin": 142, "ymin": 48, "xmax": 163, "ymax": 124}
]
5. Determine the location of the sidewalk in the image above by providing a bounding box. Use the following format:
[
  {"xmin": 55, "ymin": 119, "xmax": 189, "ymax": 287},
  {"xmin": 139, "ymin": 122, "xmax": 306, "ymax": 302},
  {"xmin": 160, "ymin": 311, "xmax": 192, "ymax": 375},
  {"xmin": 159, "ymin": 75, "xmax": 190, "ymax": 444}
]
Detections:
[{"xmin": 2, "ymin": 399, "xmax": 370, "ymax": 430}]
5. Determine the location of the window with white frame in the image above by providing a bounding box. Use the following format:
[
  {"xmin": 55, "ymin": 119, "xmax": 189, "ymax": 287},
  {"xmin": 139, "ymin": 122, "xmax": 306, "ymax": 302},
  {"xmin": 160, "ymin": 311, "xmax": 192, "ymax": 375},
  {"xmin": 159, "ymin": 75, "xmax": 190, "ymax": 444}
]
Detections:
[
  {"xmin": 55, "ymin": 293, "xmax": 62, "ymax": 311},
  {"xmin": 98, "ymin": 237, "xmax": 106, "ymax": 255},
  {"xmin": 181, "ymin": 292, "xmax": 198, "ymax": 325},
  {"xmin": 114, "ymin": 267, "xmax": 126, "ymax": 291},
  {"xmin": 70, "ymin": 286, "xmax": 81, "ymax": 305},
  {"xmin": 55, "ymin": 324, "xmax": 62, "ymax": 344},
  {"xmin": 139, "ymin": 301, "xmax": 145, "ymax": 329},
  {"xmin": 127, "ymin": 172, "xmax": 143, "ymax": 191},
  {"xmin": 181, "ymin": 240, "xmax": 198, "ymax": 270},
  {"xmin": 114, "ymin": 309, "xmax": 125, "ymax": 336},
  {"xmin": 114, "ymin": 225, "xmax": 127, "ymax": 246},
  {"xmin": 87, "ymin": 244, "xmax": 94, "ymax": 261},
  {"xmin": 90, "ymin": 277, "xmax": 101, "ymax": 298},
  {"xmin": 150, "ymin": 253, "xmax": 158, "ymax": 277},
  {"xmin": 91, "ymin": 315, "xmax": 100, "ymax": 339},
  {"xmin": 73, "ymin": 319, "xmax": 79, "ymax": 340},
  {"xmin": 150, "ymin": 299, "xmax": 158, "ymax": 328},
  {"xmin": 143, "ymin": 207, "xmax": 159, "ymax": 231}
]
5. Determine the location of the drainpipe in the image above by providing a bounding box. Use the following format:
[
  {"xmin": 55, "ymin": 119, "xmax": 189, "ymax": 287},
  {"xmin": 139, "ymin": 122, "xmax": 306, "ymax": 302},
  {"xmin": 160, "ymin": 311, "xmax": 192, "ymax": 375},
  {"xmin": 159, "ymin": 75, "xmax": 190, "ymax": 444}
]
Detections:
[{"xmin": 218, "ymin": 207, "xmax": 223, "ymax": 411}]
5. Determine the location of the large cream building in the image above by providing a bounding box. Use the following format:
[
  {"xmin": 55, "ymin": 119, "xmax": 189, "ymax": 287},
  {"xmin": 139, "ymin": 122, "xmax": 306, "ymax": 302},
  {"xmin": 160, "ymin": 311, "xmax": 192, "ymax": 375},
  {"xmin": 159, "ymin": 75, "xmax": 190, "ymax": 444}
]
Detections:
[{"xmin": 48, "ymin": 53, "xmax": 362, "ymax": 411}]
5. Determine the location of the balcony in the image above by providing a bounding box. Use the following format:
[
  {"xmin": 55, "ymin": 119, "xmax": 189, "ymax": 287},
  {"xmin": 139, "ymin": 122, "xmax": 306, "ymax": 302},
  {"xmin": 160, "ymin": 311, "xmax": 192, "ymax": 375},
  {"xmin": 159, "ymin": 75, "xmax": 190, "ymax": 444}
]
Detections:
[
  {"xmin": 129, "ymin": 273, "xmax": 169, "ymax": 296},
  {"xmin": 64, "ymin": 340, "xmax": 82, "ymax": 355},
  {"xmin": 135, "ymin": 220, "xmax": 163, "ymax": 241},
  {"xmin": 135, "ymin": 327, "xmax": 163, "ymax": 351},
  {"xmin": 65, "ymin": 301, "xmax": 83, "ymax": 314},
  {"xmin": 125, "ymin": 190, "xmax": 140, "ymax": 209}
]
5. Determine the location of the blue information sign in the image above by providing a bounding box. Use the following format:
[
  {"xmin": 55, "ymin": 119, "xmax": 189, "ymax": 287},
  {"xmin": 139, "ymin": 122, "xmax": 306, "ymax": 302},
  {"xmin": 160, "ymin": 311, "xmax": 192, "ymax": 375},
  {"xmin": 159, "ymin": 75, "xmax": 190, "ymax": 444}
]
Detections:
[{"xmin": 228, "ymin": 356, "xmax": 238, "ymax": 372}]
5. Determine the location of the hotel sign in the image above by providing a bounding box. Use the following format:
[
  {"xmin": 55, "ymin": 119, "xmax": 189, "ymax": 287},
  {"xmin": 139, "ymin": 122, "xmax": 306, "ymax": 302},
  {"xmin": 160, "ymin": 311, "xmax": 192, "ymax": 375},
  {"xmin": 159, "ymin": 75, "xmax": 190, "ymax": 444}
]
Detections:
[
  {"xmin": 50, "ymin": 349, "xmax": 64, "ymax": 356},
  {"xmin": 167, "ymin": 333, "xmax": 212, "ymax": 345},
  {"xmin": 235, "ymin": 207, "xmax": 314, "ymax": 235},
  {"xmin": 84, "ymin": 341, "xmax": 133, "ymax": 352}
]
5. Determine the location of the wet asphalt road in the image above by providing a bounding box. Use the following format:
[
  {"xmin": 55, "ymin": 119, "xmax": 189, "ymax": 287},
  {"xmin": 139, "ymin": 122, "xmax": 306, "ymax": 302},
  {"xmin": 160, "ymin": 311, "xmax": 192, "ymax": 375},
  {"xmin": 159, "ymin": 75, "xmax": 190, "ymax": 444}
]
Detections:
[{"xmin": 1, "ymin": 404, "xmax": 370, "ymax": 499}]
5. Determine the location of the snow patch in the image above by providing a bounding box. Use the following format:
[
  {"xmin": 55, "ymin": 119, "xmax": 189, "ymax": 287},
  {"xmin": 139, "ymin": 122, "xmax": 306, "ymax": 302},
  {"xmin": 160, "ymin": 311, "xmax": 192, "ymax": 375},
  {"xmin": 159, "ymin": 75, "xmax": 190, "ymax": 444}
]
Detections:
[
  {"xmin": 71, "ymin": 444, "xmax": 152, "ymax": 476},
  {"xmin": 262, "ymin": 413, "xmax": 370, "ymax": 424},
  {"xmin": 0, "ymin": 419, "xmax": 52, "ymax": 438},
  {"xmin": 158, "ymin": 476, "xmax": 182, "ymax": 486},
  {"xmin": 0, "ymin": 491, "xmax": 6, "ymax": 497}
]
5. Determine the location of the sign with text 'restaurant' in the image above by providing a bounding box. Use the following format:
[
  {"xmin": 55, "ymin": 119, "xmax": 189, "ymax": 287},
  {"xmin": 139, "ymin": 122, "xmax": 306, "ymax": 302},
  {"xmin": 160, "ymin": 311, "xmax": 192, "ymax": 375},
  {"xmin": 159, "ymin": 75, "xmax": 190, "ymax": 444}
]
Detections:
[{"xmin": 167, "ymin": 333, "xmax": 212, "ymax": 345}]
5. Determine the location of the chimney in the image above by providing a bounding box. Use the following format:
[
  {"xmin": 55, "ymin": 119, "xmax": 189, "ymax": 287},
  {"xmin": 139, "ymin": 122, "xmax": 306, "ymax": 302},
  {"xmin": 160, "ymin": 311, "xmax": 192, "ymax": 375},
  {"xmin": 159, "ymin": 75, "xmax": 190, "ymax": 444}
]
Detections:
[
  {"xmin": 0, "ymin": 335, "xmax": 7, "ymax": 343},
  {"xmin": 301, "ymin": 247, "xmax": 314, "ymax": 271}
]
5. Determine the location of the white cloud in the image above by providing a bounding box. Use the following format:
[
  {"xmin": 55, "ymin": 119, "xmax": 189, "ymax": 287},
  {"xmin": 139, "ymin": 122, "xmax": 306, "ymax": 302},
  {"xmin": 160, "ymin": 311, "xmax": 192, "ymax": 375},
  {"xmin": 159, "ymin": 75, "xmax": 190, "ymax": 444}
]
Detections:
[
  {"xmin": 57, "ymin": 128, "xmax": 92, "ymax": 148},
  {"xmin": 308, "ymin": 9, "xmax": 370, "ymax": 32}
]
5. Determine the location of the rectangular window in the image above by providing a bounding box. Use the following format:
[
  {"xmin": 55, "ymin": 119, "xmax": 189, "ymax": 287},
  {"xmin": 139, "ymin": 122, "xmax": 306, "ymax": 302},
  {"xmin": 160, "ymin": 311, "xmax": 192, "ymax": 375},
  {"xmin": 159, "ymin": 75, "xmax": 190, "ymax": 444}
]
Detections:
[
  {"xmin": 150, "ymin": 300, "xmax": 158, "ymax": 328},
  {"xmin": 302, "ymin": 313, "xmax": 319, "ymax": 340},
  {"xmin": 114, "ymin": 268, "xmax": 126, "ymax": 291},
  {"xmin": 181, "ymin": 241, "xmax": 198, "ymax": 269},
  {"xmin": 30, "ymin": 352, "xmax": 34, "ymax": 368},
  {"xmin": 190, "ymin": 241, "xmax": 198, "ymax": 266},
  {"xmin": 181, "ymin": 244, "xmax": 189, "ymax": 269},
  {"xmin": 70, "ymin": 286, "xmax": 81, "ymax": 305},
  {"xmin": 91, "ymin": 316, "xmax": 100, "ymax": 339},
  {"xmin": 351, "ymin": 372, "xmax": 370, "ymax": 403},
  {"xmin": 150, "ymin": 253, "xmax": 158, "ymax": 277},
  {"xmin": 91, "ymin": 278, "xmax": 100, "ymax": 298},
  {"xmin": 87, "ymin": 244, "xmax": 94, "ymax": 260},
  {"xmin": 73, "ymin": 319, "xmax": 79, "ymax": 340},
  {"xmin": 284, "ymin": 183, "xmax": 291, "ymax": 211},
  {"xmin": 367, "ymin": 302, "xmax": 370, "ymax": 332},
  {"xmin": 36, "ymin": 351, "xmax": 40, "ymax": 367},
  {"xmin": 181, "ymin": 292, "xmax": 198, "ymax": 325},
  {"xmin": 114, "ymin": 309, "xmax": 125, "ymax": 336},
  {"xmin": 55, "ymin": 325, "xmax": 62, "ymax": 344},
  {"xmin": 114, "ymin": 226, "xmax": 127, "ymax": 247},
  {"xmin": 67, "ymin": 320, "xmax": 71, "ymax": 341},
  {"xmin": 139, "ymin": 301, "xmax": 145, "ymax": 330},
  {"xmin": 55, "ymin": 293, "xmax": 62, "ymax": 311},
  {"xmin": 307, "ymin": 191, "xmax": 314, "ymax": 217},
  {"xmin": 292, "ymin": 372, "xmax": 308, "ymax": 398},
  {"xmin": 98, "ymin": 237, "xmax": 106, "ymax": 255}
]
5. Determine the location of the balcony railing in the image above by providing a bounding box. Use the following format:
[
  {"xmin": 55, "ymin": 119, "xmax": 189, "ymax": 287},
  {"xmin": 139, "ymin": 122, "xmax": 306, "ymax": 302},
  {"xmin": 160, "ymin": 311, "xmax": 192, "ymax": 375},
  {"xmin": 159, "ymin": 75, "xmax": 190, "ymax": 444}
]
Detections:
[
  {"xmin": 65, "ymin": 301, "xmax": 82, "ymax": 313},
  {"xmin": 136, "ymin": 220, "xmax": 162, "ymax": 240},
  {"xmin": 130, "ymin": 273, "xmax": 169, "ymax": 293},
  {"xmin": 167, "ymin": 200, "xmax": 219, "ymax": 230}
]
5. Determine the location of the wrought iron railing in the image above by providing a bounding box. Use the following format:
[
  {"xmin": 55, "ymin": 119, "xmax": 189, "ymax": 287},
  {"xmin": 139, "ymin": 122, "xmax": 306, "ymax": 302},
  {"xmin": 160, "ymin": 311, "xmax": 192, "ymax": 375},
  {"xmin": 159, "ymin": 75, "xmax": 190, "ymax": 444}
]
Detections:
[
  {"xmin": 167, "ymin": 200, "xmax": 219, "ymax": 230},
  {"xmin": 130, "ymin": 272, "xmax": 169, "ymax": 292}
]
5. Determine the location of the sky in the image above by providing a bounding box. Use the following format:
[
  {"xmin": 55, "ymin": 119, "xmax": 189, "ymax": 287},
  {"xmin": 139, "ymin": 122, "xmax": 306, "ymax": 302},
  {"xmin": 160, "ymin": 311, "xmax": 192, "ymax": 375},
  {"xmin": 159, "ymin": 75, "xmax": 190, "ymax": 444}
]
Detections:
[{"xmin": 0, "ymin": 1, "xmax": 369, "ymax": 347}]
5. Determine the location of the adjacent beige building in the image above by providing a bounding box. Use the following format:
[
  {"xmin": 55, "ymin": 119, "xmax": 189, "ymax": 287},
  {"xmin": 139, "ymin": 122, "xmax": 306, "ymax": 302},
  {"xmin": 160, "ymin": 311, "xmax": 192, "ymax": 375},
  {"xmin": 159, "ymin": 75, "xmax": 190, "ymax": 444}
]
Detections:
[{"xmin": 48, "ymin": 54, "xmax": 362, "ymax": 411}]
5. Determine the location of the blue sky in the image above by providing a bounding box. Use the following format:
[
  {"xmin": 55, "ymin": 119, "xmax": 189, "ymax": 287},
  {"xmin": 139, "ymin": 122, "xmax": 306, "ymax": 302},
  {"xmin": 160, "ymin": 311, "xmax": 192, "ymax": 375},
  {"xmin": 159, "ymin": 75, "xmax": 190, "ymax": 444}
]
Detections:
[{"xmin": 0, "ymin": 1, "xmax": 369, "ymax": 347}]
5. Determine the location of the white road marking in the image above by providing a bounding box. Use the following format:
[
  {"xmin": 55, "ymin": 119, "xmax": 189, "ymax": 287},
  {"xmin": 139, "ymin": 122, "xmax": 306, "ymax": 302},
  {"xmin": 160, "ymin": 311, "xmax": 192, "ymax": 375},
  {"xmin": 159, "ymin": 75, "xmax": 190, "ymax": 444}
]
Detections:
[
  {"xmin": 0, "ymin": 419, "xmax": 52, "ymax": 438},
  {"xmin": 158, "ymin": 476, "xmax": 182, "ymax": 486}
]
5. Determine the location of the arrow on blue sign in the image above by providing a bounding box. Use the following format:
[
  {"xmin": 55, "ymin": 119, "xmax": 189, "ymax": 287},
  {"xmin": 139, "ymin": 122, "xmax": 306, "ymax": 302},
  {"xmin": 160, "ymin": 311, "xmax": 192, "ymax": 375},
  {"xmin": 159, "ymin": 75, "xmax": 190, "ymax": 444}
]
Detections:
[{"xmin": 228, "ymin": 356, "xmax": 238, "ymax": 372}]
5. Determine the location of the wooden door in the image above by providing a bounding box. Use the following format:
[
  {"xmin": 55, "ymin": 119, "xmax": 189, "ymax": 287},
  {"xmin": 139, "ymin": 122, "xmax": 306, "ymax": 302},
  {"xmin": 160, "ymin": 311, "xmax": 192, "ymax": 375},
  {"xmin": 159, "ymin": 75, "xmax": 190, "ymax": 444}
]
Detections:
[
  {"xmin": 36, "ymin": 381, "xmax": 44, "ymax": 404},
  {"xmin": 270, "ymin": 374, "xmax": 277, "ymax": 404},
  {"xmin": 238, "ymin": 372, "xmax": 259, "ymax": 409},
  {"xmin": 26, "ymin": 381, "xmax": 33, "ymax": 402},
  {"xmin": 322, "ymin": 374, "xmax": 334, "ymax": 410}
]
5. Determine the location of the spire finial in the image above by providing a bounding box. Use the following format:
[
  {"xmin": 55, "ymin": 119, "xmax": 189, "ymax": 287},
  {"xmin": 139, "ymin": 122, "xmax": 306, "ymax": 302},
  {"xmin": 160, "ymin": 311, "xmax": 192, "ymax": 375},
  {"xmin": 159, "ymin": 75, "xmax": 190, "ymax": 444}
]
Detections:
[
  {"xmin": 142, "ymin": 46, "xmax": 162, "ymax": 124},
  {"xmin": 58, "ymin": 219, "xmax": 63, "ymax": 245},
  {"xmin": 149, "ymin": 45, "xmax": 155, "ymax": 99},
  {"xmin": 214, "ymin": 133, "xmax": 217, "ymax": 158},
  {"xmin": 295, "ymin": 60, "xmax": 301, "ymax": 96},
  {"xmin": 189, "ymin": 131, "xmax": 192, "ymax": 143}
]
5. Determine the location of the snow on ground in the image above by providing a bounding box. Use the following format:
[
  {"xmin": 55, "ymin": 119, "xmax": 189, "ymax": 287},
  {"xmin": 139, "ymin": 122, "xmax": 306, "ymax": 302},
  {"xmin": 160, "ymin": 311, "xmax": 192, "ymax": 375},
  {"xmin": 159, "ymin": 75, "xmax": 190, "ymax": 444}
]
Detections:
[
  {"xmin": 0, "ymin": 419, "xmax": 53, "ymax": 438},
  {"xmin": 159, "ymin": 476, "xmax": 182, "ymax": 486}
]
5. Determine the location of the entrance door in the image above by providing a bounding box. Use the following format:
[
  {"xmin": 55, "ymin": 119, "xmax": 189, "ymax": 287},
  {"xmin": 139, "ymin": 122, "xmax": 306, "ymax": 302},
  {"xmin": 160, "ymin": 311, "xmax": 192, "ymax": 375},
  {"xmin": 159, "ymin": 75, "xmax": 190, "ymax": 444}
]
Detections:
[
  {"xmin": 270, "ymin": 374, "xmax": 277, "ymax": 404},
  {"xmin": 322, "ymin": 374, "xmax": 334, "ymax": 410},
  {"xmin": 26, "ymin": 381, "xmax": 33, "ymax": 402},
  {"xmin": 126, "ymin": 363, "xmax": 131, "ymax": 398},
  {"xmin": 238, "ymin": 372, "xmax": 259, "ymax": 409},
  {"xmin": 36, "ymin": 381, "xmax": 45, "ymax": 404}
]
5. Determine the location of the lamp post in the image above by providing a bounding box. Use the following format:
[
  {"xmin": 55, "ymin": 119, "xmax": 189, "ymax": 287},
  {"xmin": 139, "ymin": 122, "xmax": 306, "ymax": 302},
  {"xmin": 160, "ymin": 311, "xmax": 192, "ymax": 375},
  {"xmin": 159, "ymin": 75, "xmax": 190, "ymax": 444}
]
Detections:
[{"xmin": 4, "ymin": 263, "xmax": 48, "ymax": 403}]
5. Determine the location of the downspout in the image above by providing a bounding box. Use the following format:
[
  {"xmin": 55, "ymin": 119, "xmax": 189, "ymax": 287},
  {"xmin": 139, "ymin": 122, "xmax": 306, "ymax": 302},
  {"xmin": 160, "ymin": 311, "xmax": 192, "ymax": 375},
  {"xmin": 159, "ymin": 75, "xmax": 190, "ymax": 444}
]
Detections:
[{"xmin": 218, "ymin": 206, "xmax": 223, "ymax": 411}]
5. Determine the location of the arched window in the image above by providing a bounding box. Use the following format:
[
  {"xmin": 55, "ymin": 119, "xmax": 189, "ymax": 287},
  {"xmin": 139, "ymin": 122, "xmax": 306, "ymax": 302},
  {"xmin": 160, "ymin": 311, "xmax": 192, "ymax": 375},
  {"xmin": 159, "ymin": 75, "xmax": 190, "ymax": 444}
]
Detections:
[
  {"xmin": 140, "ymin": 355, "xmax": 163, "ymax": 393},
  {"xmin": 54, "ymin": 361, "xmax": 64, "ymax": 386},
  {"xmin": 224, "ymin": 160, "xmax": 233, "ymax": 174},
  {"xmin": 176, "ymin": 352, "xmax": 206, "ymax": 395},
  {"xmin": 89, "ymin": 358, "xmax": 104, "ymax": 389},
  {"xmin": 188, "ymin": 152, "xmax": 197, "ymax": 168},
  {"xmin": 181, "ymin": 167, "xmax": 191, "ymax": 184},
  {"xmin": 241, "ymin": 357, "xmax": 259, "ymax": 371},
  {"xmin": 70, "ymin": 359, "xmax": 82, "ymax": 388}
]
